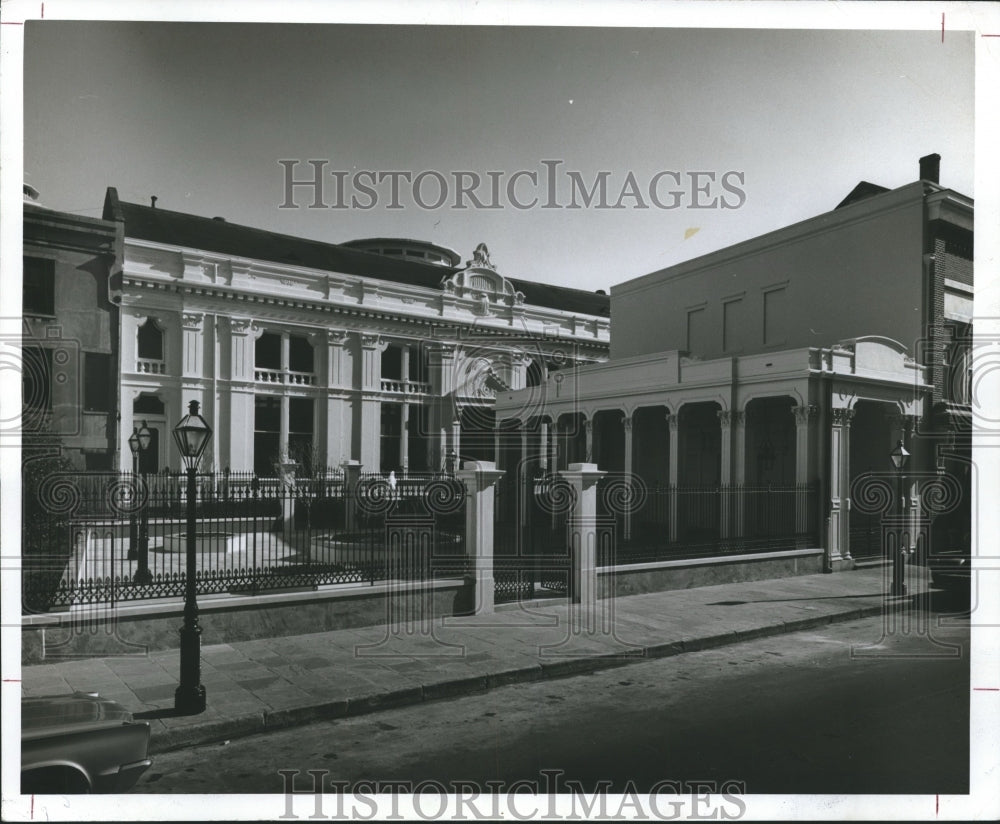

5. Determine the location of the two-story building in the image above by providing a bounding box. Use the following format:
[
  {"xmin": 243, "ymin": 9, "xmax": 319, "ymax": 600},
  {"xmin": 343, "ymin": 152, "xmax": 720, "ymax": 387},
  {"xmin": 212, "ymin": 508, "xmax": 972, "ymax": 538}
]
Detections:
[{"xmin": 101, "ymin": 187, "xmax": 610, "ymax": 477}]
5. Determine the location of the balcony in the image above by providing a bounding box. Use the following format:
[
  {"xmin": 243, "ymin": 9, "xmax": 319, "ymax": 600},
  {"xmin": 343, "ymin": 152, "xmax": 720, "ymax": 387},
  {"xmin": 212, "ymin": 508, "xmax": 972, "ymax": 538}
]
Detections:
[
  {"xmin": 380, "ymin": 379, "xmax": 432, "ymax": 395},
  {"xmin": 135, "ymin": 358, "xmax": 167, "ymax": 375},
  {"xmin": 255, "ymin": 369, "xmax": 317, "ymax": 386}
]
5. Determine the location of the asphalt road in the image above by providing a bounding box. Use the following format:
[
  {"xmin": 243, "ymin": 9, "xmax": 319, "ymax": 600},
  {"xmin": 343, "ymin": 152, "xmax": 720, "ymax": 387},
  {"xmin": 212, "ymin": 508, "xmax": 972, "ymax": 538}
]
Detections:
[{"xmin": 138, "ymin": 610, "xmax": 970, "ymax": 796}]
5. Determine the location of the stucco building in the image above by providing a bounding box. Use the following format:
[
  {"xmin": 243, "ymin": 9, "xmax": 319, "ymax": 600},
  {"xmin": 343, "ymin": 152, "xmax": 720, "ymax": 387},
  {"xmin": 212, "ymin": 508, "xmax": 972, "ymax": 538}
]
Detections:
[
  {"xmin": 21, "ymin": 185, "xmax": 121, "ymax": 469},
  {"xmin": 101, "ymin": 188, "xmax": 610, "ymax": 476},
  {"xmin": 494, "ymin": 155, "xmax": 973, "ymax": 570}
]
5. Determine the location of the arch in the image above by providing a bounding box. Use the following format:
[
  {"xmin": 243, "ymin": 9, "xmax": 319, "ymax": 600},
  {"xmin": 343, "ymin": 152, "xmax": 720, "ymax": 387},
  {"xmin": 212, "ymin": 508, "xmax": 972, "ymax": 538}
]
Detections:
[{"xmin": 136, "ymin": 317, "xmax": 165, "ymax": 361}]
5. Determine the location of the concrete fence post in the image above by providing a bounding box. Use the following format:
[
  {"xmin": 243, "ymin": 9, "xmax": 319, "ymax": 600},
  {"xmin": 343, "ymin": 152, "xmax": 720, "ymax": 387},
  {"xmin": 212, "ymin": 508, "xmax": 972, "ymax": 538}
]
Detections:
[
  {"xmin": 559, "ymin": 462, "xmax": 606, "ymax": 606},
  {"xmin": 456, "ymin": 460, "xmax": 505, "ymax": 615},
  {"xmin": 341, "ymin": 460, "xmax": 362, "ymax": 532}
]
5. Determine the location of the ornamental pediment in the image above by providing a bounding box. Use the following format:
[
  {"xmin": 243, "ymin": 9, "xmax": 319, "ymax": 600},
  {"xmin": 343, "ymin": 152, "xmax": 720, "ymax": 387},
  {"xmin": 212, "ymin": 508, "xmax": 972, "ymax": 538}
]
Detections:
[{"xmin": 440, "ymin": 243, "xmax": 526, "ymax": 310}]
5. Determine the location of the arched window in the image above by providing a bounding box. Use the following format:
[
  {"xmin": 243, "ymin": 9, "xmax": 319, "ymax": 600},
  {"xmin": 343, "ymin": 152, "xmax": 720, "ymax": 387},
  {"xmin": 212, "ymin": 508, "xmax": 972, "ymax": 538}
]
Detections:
[{"xmin": 137, "ymin": 319, "xmax": 164, "ymax": 361}]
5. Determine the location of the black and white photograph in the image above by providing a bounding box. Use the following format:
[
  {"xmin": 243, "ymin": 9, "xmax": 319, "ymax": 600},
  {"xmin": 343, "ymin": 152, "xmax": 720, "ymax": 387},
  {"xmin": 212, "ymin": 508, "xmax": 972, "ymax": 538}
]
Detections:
[{"xmin": 2, "ymin": 0, "xmax": 998, "ymax": 820}]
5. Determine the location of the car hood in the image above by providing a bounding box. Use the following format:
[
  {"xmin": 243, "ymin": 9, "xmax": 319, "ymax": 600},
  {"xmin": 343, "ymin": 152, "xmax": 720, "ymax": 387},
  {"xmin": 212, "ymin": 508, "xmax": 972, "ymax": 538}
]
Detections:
[{"xmin": 22, "ymin": 693, "xmax": 135, "ymax": 738}]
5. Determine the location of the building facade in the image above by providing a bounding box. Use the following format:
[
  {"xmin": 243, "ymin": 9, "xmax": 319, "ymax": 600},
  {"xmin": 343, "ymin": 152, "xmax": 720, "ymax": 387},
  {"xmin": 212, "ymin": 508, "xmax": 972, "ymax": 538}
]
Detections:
[
  {"xmin": 22, "ymin": 186, "xmax": 121, "ymax": 469},
  {"xmin": 494, "ymin": 155, "xmax": 973, "ymax": 570},
  {"xmin": 102, "ymin": 188, "xmax": 610, "ymax": 477}
]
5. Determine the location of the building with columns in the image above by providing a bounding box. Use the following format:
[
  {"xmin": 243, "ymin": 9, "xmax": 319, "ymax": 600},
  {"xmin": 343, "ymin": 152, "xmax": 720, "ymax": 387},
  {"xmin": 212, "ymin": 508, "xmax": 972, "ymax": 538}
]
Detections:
[
  {"xmin": 101, "ymin": 188, "xmax": 609, "ymax": 477},
  {"xmin": 494, "ymin": 155, "xmax": 972, "ymax": 570}
]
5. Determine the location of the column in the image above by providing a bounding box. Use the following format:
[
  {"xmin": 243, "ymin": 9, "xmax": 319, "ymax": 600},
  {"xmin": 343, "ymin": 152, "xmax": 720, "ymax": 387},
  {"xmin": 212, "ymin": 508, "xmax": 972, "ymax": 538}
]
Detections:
[
  {"xmin": 400, "ymin": 344, "xmax": 410, "ymax": 389},
  {"xmin": 584, "ymin": 416, "xmax": 594, "ymax": 463},
  {"xmin": 888, "ymin": 411, "xmax": 921, "ymax": 556},
  {"xmin": 520, "ymin": 425, "xmax": 530, "ymax": 526},
  {"xmin": 717, "ymin": 410, "xmax": 733, "ymax": 539},
  {"xmin": 324, "ymin": 330, "xmax": 351, "ymax": 470},
  {"xmin": 539, "ymin": 420, "xmax": 550, "ymax": 473},
  {"xmin": 359, "ymin": 334, "xmax": 387, "ymax": 468},
  {"xmin": 400, "ymin": 402, "xmax": 410, "ymax": 474},
  {"xmin": 559, "ymin": 462, "xmax": 606, "ymax": 608},
  {"xmin": 732, "ymin": 410, "xmax": 747, "ymax": 539},
  {"xmin": 456, "ymin": 461, "xmax": 505, "ymax": 615},
  {"xmin": 792, "ymin": 404, "xmax": 818, "ymax": 537},
  {"xmin": 828, "ymin": 407, "xmax": 854, "ymax": 569},
  {"xmin": 622, "ymin": 414, "xmax": 634, "ymax": 541},
  {"xmin": 227, "ymin": 318, "xmax": 255, "ymax": 471},
  {"xmin": 493, "ymin": 424, "xmax": 502, "ymax": 467},
  {"xmin": 667, "ymin": 411, "xmax": 679, "ymax": 542}
]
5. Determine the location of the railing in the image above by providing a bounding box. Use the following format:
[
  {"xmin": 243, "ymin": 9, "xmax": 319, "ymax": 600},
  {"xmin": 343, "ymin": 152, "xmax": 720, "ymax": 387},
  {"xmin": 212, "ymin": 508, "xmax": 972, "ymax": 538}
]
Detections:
[
  {"xmin": 135, "ymin": 358, "xmax": 166, "ymax": 374},
  {"xmin": 379, "ymin": 379, "xmax": 432, "ymax": 395},
  {"xmin": 596, "ymin": 480, "xmax": 819, "ymax": 566},
  {"xmin": 254, "ymin": 369, "xmax": 317, "ymax": 386},
  {"xmin": 22, "ymin": 471, "xmax": 467, "ymax": 613}
]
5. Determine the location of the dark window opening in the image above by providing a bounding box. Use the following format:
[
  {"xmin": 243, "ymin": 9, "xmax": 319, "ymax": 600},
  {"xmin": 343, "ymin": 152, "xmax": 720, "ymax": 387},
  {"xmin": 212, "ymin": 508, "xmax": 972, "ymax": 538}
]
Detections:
[
  {"xmin": 23, "ymin": 257, "xmax": 55, "ymax": 316},
  {"xmin": 382, "ymin": 345, "xmax": 402, "ymax": 380},
  {"xmin": 137, "ymin": 320, "xmax": 164, "ymax": 360},
  {"xmin": 254, "ymin": 396, "xmax": 281, "ymax": 476},
  {"xmin": 134, "ymin": 394, "xmax": 165, "ymax": 415},
  {"xmin": 526, "ymin": 359, "xmax": 544, "ymax": 387},
  {"xmin": 289, "ymin": 396, "xmax": 315, "ymax": 471},
  {"xmin": 83, "ymin": 353, "xmax": 111, "ymax": 412},
  {"xmin": 380, "ymin": 404, "xmax": 402, "ymax": 472},
  {"xmin": 289, "ymin": 335, "xmax": 314, "ymax": 373},
  {"xmin": 255, "ymin": 332, "xmax": 281, "ymax": 370}
]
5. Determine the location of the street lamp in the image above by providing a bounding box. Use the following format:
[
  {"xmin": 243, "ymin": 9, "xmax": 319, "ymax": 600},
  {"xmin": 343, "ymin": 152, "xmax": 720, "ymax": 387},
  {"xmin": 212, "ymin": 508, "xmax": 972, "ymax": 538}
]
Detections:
[
  {"xmin": 889, "ymin": 439, "xmax": 910, "ymax": 596},
  {"xmin": 127, "ymin": 428, "xmax": 141, "ymax": 560},
  {"xmin": 135, "ymin": 421, "xmax": 153, "ymax": 585},
  {"xmin": 172, "ymin": 400, "xmax": 212, "ymax": 715}
]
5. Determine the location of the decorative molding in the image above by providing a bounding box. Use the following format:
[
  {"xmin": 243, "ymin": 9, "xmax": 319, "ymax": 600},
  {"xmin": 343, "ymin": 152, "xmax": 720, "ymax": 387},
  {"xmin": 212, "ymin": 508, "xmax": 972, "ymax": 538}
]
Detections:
[
  {"xmin": 831, "ymin": 408, "xmax": 855, "ymax": 427},
  {"xmin": 792, "ymin": 404, "xmax": 818, "ymax": 425},
  {"xmin": 181, "ymin": 312, "xmax": 204, "ymax": 331},
  {"xmin": 229, "ymin": 317, "xmax": 253, "ymax": 335}
]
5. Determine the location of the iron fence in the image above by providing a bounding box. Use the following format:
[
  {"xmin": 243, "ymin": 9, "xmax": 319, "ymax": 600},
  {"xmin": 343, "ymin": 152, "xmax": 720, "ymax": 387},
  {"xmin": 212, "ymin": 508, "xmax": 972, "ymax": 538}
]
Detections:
[{"xmin": 22, "ymin": 470, "xmax": 467, "ymax": 614}]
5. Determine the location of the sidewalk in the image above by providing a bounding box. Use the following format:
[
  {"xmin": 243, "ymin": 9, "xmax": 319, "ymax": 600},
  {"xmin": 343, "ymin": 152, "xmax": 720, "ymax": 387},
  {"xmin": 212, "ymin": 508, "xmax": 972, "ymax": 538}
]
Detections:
[{"xmin": 21, "ymin": 565, "xmax": 920, "ymax": 754}]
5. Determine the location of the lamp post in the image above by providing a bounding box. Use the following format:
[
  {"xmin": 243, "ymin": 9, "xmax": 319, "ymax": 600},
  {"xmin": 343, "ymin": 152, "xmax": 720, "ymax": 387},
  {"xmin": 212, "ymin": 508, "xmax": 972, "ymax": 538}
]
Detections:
[
  {"xmin": 889, "ymin": 439, "xmax": 909, "ymax": 596},
  {"xmin": 173, "ymin": 400, "xmax": 212, "ymax": 715},
  {"xmin": 135, "ymin": 421, "xmax": 153, "ymax": 585},
  {"xmin": 127, "ymin": 429, "xmax": 141, "ymax": 560}
]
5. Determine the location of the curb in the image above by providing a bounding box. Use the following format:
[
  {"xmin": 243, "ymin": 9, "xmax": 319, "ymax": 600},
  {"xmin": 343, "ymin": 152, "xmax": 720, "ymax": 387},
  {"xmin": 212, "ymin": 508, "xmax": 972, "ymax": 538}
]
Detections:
[{"xmin": 147, "ymin": 600, "xmax": 890, "ymax": 755}]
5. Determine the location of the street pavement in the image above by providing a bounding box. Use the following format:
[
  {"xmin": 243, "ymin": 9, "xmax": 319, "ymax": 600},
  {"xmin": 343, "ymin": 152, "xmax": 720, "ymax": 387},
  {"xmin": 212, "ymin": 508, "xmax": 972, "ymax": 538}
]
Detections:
[{"xmin": 20, "ymin": 563, "xmax": 936, "ymax": 754}]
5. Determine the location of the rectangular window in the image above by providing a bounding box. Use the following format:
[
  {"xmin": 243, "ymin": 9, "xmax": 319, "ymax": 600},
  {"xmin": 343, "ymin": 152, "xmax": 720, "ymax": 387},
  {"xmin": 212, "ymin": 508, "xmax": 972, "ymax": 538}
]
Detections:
[
  {"xmin": 723, "ymin": 298, "xmax": 744, "ymax": 352},
  {"xmin": 83, "ymin": 353, "xmax": 111, "ymax": 412},
  {"xmin": 253, "ymin": 396, "xmax": 281, "ymax": 475},
  {"xmin": 686, "ymin": 306, "xmax": 707, "ymax": 354},
  {"xmin": 288, "ymin": 335, "xmax": 314, "ymax": 373},
  {"xmin": 23, "ymin": 257, "xmax": 55, "ymax": 316},
  {"xmin": 763, "ymin": 287, "xmax": 787, "ymax": 346}
]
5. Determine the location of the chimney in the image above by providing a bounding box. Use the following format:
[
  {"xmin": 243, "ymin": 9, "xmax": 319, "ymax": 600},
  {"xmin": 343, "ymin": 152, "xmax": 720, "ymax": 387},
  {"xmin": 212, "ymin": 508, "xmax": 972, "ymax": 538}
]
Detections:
[
  {"xmin": 150, "ymin": 195, "xmax": 158, "ymax": 208},
  {"xmin": 919, "ymin": 154, "xmax": 940, "ymax": 184}
]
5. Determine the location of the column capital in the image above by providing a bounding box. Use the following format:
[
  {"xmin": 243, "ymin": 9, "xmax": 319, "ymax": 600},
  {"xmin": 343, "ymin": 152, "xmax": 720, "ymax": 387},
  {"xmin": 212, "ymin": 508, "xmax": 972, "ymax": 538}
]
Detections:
[
  {"xmin": 793, "ymin": 404, "xmax": 819, "ymax": 426},
  {"xmin": 584, "ymin": 418, "xmax": 593, "ymax": 433},
  {"xmin": 717, "ymin": 409, "xmax": 734, "ymax": 427},
  {"xmin": 831, "ymin": 408, "xmax": 855, "ymax": 427},
  {"xmin": 228, "ymin": 317, "xmax": 253, "ymax": 336},
  {"xmin": 326, "ymin": 328, "xmax": 351, "ymax": 346},
  {"xmin": 621, "ymin": 414, "xmax": 633, "ymax": 433},
  {"xmin": 456, "ymin": 460, "xmax": 505, "ymax": 490},
  {"xmin": 181, "ymin": 311, "xmax": 204, "ymax": 332},
  {"xmin": 360, "ymin": 333, "xmax": 388, "ymax": 352},
  {"xmin": 667, "ymin": 412, "xmax": 679, "ymax": 431}
]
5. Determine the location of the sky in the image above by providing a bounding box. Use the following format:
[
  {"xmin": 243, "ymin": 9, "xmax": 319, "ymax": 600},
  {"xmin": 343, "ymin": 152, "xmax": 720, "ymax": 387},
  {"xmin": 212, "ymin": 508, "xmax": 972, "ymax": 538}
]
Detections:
[{"xmin": 20, "ymin": 18, "xmax": 976, "ymax": 295}]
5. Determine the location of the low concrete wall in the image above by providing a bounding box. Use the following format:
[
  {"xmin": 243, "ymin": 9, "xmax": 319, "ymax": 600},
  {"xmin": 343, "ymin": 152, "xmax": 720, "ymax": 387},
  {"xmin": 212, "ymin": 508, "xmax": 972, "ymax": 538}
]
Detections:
[
  {"xmin": 597, "ymin": 548, "xmax": 825, "ymax": 599},
  {"xmin": 22, "ymin": 578, "xmax": 472, "ymax": 665}
]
